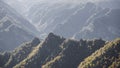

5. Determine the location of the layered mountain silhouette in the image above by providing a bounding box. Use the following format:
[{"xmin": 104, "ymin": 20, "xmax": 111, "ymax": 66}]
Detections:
[
  {"xmin": 0, "ymin": 0, "xmax": 39, "ymax": 51},
  {"xmin": 75, "ymin": 9, "xmax": 120, "ymax": 40},
  {"xmin": 2, "ymin": 0, "xmax": 120, "ymax": 40},
  {"xmin": 13, "ymin": 1, "xmax": 120, "ymax": 40},
  {"xmin": 0, "ymin": 33, "xmax": 119, "ymax": 68},
  {"xmin": 25, "ymin": 2, "xmax": 102, "ymax": 37},
  {"xmin": 53, "ymin": 3, "xmax": 99, "ymax": 37},
  {"xmin": 0, "ymin": 0, "xmax": 120, "ymax": 68}
]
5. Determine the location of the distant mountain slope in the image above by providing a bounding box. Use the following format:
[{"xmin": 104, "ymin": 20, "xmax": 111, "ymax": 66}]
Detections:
[
  {"xmin": 26, "ymin": 2, "xmax": 85, "ymax": 34},
  {"xmin": 24, "ymin": 2, "xmax": 120, "ymax": 40},
  {"xmin": 0, "ymin": 0, "xmax": 39, "ymax": 35},
  {"xmin": 75, "ymin": 9, "xmax": 120, "ymax": 40},
  {"xmin": 78, "ymin": 38, "xmax": 120, "ymax": 68},
  {"xmin": 0, "ymin": 0, "xmax": 39, "ymax": 51},
  {"xmin": 53, "ymin": 3, "xmax": 98, "ymax": 37},
  {"xmin": 0, "ymin": 20, "xmax": 33, "ymax": 51},
  {"xmin": 97, "ymin": 0, "xmax": 120, "ymax": 9},
  {"xmin": 26, "ymin": 2, "xmax": 104, "ymax": 38},
  {"xmin": 3, "ymin": 0, "xmax": 120, "ymax": 40}
]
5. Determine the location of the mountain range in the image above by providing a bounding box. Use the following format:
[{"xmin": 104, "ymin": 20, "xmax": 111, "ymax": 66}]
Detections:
[
  {"xmin": 0, "ymin": 33, "xmax": 120, "ymax": 68},
  {"xmin": 0, "ymin": 0, "xmax": 120, "ymax": 68},
  {"xmin": 75, "ymin": 8, "xmax": 120, "ymax": 40},
  {"xmin": 3, "ymin": 0, "xmax": 120, "ymax": 40}
]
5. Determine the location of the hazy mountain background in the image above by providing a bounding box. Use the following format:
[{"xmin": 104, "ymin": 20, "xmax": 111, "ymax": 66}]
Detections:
[
  {"xmin": 2, "ymin": 0, "xmax": 120, "ymax": 40},
  {"xmin": 0, "ymin": 0, "xmax": 40, "ymax": 51},
  {"xmin": 0, "ymin": 0, "xmax": 120, "ymax": 68}
]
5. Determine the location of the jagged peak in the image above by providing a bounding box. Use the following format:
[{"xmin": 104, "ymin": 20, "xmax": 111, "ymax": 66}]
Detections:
[
  {"xmin": 45, "ymin": 33, "xmax": 65, "ymax": 41},
  {"xmin": 31, "ymin": 37, "xmax": 40, "ymax": 46},
  {"xmin": 47, "ymin": 33, "xmax": 58, "ymax": 38}
]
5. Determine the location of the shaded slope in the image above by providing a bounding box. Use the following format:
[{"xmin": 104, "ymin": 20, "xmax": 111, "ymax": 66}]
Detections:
[
  {"xmin": 0, "ymin": 52, "xmax": 11, "ymax": 67},
  {"xmin": 3, "ymin": 33, "xmax": 120, "ymax": 68},
  {"xmin": 78, "ymin": 38, "xmax": 120, "ymax": 68},
  {"xmin": 14, "ymin": 33, "xmax": 65, "ymax": 68},
  {"xmin": 3, "ymin": 38, "xmax": 40, "ymax": 68},
  {"xmin": 42, "ymin": 38, "xmax": 105, "ymax": 68}
]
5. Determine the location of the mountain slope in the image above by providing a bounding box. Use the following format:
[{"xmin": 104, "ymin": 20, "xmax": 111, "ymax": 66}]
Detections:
[
  {"xmin": 0, "ymin": 20, "xmax": 34, "ymax": 51},
  {"xmin": 0, "ymin": 33, "xmax": 120, "ymax": 68},
  {"xmin": 26, "ymin": 2, "xmax": 104, "ymax": 38},
  {"xmin": 0, "ymin": 0, "xmax": 39, "ymax": 35},
  {"xmin": 0, "ymin": 52, "xmax": 11, "ymax": 67},
  {"xmin": 13, "ymin": 33, "xmax": 105, "ymax": 68},
  {"xmin": 75, "ymin": 9, "xmax": 120, "ymax": 40},
  {"xmin": 42, "ymin": 38, "xmax": 105, "ymax": 68},
  {"xmin": 3, "ymin": 0, "xmax": 120, "ymax": 40},
  {"xmin": 0, "ymin": 0, "xmax": 39, "ymax": 51},
  {"xmin": 78, "ymin": 38, "xmax": 120, "ymax": 68},
  {"xmin": 14, "ymin": 33, "xmax": 65, "ymax": 68},
  {"xmin": 1, "ymin": 38, "xmax": 40, "ymax": 68},
  {"xmin": 53, "ymin": 3, "xmax": 100, "ymax": 37},
  {"xmin": 24, "ymin": 1, "xmax": 120, "ymax": 40}
]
